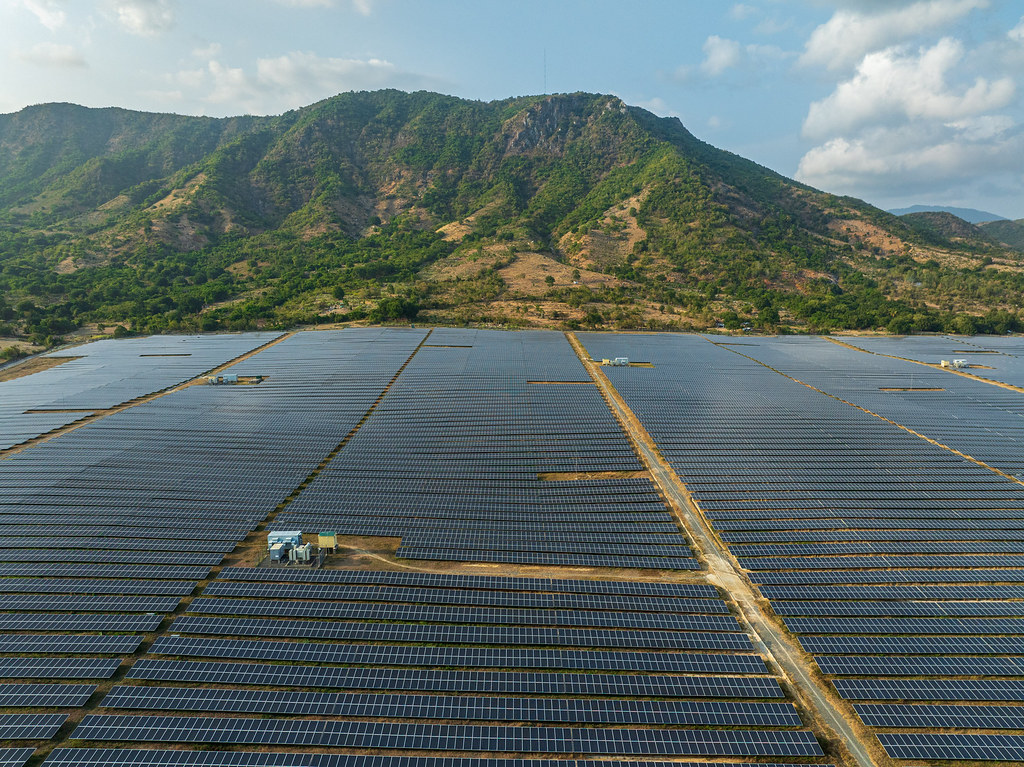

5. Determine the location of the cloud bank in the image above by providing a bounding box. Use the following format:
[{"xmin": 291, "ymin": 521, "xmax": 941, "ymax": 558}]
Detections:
[
  {"xmin": 166, "ymin": 51, "xmax": 441, "ymax": 114},
  {"xmin": 794, "ymin": 0, "xmax": 1021, "ymax": 209}
]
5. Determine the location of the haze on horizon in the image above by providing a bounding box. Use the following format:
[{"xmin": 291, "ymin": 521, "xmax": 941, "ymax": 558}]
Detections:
[{"xmin": 1, "ymin": 0, "xmax": 1022, "ymax": 218}]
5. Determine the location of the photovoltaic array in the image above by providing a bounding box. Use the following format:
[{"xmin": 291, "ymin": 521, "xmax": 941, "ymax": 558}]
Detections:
[
  {"xmin": 580, "ymin": 331, "xmax": 1024, "ymax": 763},
  {"xmin": 0, "ymin": 328, "xmax": 434, "ymax": 763},
  {"xmin": 273, "ymin": 329, "xmax": 695, "ymax": 569},
  {"xmin": 837, "ymin": 333, "xmax": 1024, "ymax": 390},
  {"xmin": 23, "ymin": 326, "xmax": 1024, "ymax": 763},
  {"xmin": 0, "ymin": 333, "xmax": 279, "ymax": 449},
  {"xmin": 69, "ymin": 565, "xmax": 826, "ymax": 763}
]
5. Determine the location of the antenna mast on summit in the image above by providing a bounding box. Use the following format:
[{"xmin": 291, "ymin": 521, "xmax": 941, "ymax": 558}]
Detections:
[{"xmin": 544, "ymin": 49, "xmax": 547, "ymax": 94}]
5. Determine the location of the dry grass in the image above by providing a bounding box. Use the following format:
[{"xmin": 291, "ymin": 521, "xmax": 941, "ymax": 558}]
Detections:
[{"xmin": 498, "ymin": 251, "xmax": 623, "ymax": 294}]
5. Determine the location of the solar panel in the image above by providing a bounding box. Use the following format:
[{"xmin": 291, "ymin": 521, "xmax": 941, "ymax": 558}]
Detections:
[
  {"xmin": 857, "ymin": 703, "xmax": 1024, "ymax": 729},
  {"xmin": 801, "ymin": 635, "xmax": 1024, "ymax": 654},
  {"xmin": 0, "ymin": 635, "xmax": 142, "ymax": 654},
  {"xmin": 785, "ymin": 617, "xmax": 1024, "ymax": 634},
  {"xmin": 147, "ymin": 637, "xmax": 765, "ymax": 672},
  {"xmin": 167, "ymin": 617, "xmax": 752, "ymax": 649},
  {"xmin": 815, "ymin": 655, "xmax": 1024, "ymax": 676},
  {"xmin": 0, "ymin": 578, "xmax": 196, "ymax": 595},
  {"xmin": 0, "ymin": 595, "xmax": 179, "ymax": 612},
  {"xmin": 201, "ymin": 583, "xmax": 726, "ymax": 613},
  {"xmin": 216, "ymin": 569, "xmax": 716, "ymax": 597},
  {"xmin": 834, "ymin": 678, "xmax": 1024, "ymax": 701},
  {"xmin": 878, "ymin": 732, "xmax": 1024, "ymax": 762},
  {"xmin": 100, "ymin": 687, "xmax": 803, "ymax": 725},
  {"xmin": 184, "ymin": 599, "xmax": 739, "ymax": 631},
  {"xmin": 0, "ymin": 684, "xmax": 96, "ymax": 707},
  {"xmin": 0, "ymin": 615, "xmax": 162, "ymax": 632},
  {"xmin": 126, "ymin": 660, "xmax": 785, "ymax": 697},
  {"xmin": 0, "ymin": 749, "xmax": 33, "ymax": 767},
  {"xmin": 42, "ymin": 749, "xmax": 835, "ymax": 767},
  {"xmin": 70, "ymin": 715, "xmax": 824, "ymax": 756},
  {"xmin": 0, "ymin": 658, "xmax": 121, "ymax": 679},
  {"xmin": 0, "ymin": 714, "xmax": 67, "ymax": 739}
]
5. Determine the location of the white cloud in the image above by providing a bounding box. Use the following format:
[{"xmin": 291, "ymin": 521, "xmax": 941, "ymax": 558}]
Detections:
[
  {"xmin": 14, "ymin": 41, "xmax": 86, "ymax": 67},
  {"xmin": 701, "ymin": 36, "xmax": 743, "ymax": 76},
  {"xmin": 685, "ymin": 36, "xmax": 789, "ymax": 80},
  {"xmin": 110, "ymin": 0, "xmax": 174, "ymax": 36},
  {"xmin": 173, "ymin": 51, "xmax": 440, "ymax": 114},
  {"xmin": 191, "ymin": 43, "xmax": 221, "ymax": 59},
  {"xmin": 796, "ymin": 20, "xmax": 1022, "ymax": 208},
  {"xmin": 800, "ymin": 0, "xmax": 988, "ymax": 71},
  {"xmin": 1010, "ymin": 16, "xmax": 1024, "ymax": 43},
  {"xmin": 204, "ymin": 60, "xmax": 254, "ymax": 107},
  {"xmin": 946, "ymin": 114, "xmax": 1014, "ymax": 141},
  {"xmin": 633, "ymin": 97, "xmax": 680, "ymax": 118},
  {"xmin": 255, "ymin": 52, "xmax": 418, "ymax": 96},
  {"xmin": 803, "ymin": 38, "xmax": 1014, "ymax": 138},
  {"xmin": 729, "ymin": 3, "xmax": 757, "ymax": 20},
  {"xmin": 796, "ymin": 122, "xmax": 1024, "ymax": 198},
  {"xmin": 20, "ymin": 0, "xmax": 66, "ymax": 31}
]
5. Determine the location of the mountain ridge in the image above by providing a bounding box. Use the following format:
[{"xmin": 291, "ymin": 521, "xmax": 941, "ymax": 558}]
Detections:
[
  {"xmin": 889, "ymin": 204, "xmax": 1007, "ymax": 223},
  {"xmin": 0, "ymin": 89, "xmax": 1021, "ymax": 350}
]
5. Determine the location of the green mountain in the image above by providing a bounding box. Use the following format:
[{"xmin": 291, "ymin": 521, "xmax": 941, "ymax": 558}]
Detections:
[
  {"xmin": 980, "ymin": 219, "xmax": 1024, "ymax": 252},
  {"xmin": 1, "ymin": 90, "xmax": 1022, "ymax": 348},
  {"xmin": 898, "ymin": 211, "xmax": 1004, "ymax": 250}
]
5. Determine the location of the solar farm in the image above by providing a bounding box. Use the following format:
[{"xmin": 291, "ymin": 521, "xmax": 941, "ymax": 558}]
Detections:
[{"xmin": 1, "ymin": 329, "xmax": 1024, "ymax": 767}]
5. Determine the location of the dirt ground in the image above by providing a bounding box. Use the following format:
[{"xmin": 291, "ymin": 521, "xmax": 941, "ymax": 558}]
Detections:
[{"xmin": 0, "ymin": 354, "xmax": 77, "ymax": 382}]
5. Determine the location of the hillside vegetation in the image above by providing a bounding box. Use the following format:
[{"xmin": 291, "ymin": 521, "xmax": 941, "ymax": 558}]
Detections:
[
  {"xmin": 1, "ymin": 90, "xmax": 1022, "ymax": 348},
  {"xmin": 980, "ymin": 219, "xmax": 1024, "ymax": 252}
]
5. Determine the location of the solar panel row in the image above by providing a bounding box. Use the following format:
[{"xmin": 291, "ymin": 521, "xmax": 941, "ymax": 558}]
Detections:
[{"xmin": 71, "ymin": 715, "xmax": 824, "ymax": 755}]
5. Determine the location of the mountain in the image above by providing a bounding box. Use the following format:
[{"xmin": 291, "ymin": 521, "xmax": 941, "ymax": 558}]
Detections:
[
  {"xmin": 888, "ymin": 204, "xmax": 1007, "ymax": 223},
  {"xmin": 898, "ymin": 211, "xmax": 1003, "ymax": 249},
  {"xmin": 1, "ymin": 90, "xmax": 1022, "ymax": 347},
  {"xmin": 979, "ymin": 219, "xmax": 1024, "ymax": 252}
]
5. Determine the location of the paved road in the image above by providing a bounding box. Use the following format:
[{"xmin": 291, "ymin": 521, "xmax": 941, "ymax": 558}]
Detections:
[{"xmin": 570, "ymin": 336, "xmax": 877, "ymax": 767}]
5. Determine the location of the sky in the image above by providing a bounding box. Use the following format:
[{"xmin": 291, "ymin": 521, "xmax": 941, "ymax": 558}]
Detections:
[{"xmin": 1, "ymin": 0, "xmax": 1023, "ymax": 219}]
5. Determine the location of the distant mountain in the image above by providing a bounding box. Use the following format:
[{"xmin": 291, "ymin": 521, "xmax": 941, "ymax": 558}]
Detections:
[
  {"xmin": 899, "ymin": 211, "xmax": 1000, "ymax": 248},
  {"xmin": 0, "ymin": 90, "xmax": 1022, "ymax": 344},
  {"xmin": 889, "ymin": 205, "xmax": 1007, "ymax": 224},
  {"xmin": 979, "ymin": 219, "xmax": 1024, "ymax": 252}
]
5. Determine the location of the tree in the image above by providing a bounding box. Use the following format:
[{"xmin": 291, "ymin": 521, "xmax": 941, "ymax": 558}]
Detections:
[{"xmin": 369, "ymin": 297, "xmax": 419, "ymax": 323}]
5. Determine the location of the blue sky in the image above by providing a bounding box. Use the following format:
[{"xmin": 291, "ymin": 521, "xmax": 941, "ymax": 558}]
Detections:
[{"xmin": 2, "ymin": 0, "xmax": 1023, "ymax": 218}]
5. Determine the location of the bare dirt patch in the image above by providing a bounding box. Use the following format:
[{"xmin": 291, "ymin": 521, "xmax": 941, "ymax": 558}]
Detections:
[
  {"xmin": 831, "ymin": 217, "xmax": 908, "ymax": 257},
  {"xmin": 148, "ymin": 173, "xmax": 206, "ymax": 212},
  {"xmin": 558, "ymin": 191, "xmax": 650, "ymax": 273},
  {"xmin": 498, "ymin": 252, "xmax": 621, "ymax": 294},
  {"xmin": 436, "ymin": 221, "xmax": 473, "ymax": 242},
  {"xmin": 422, "ymin": 246, "xmax": 513, "ymax": 281},
  {"xmin": 0, "ymin": 355, "xmax": 77, "ymax": 382},
  {"xmin": 434, "ymin": 200, "xmax": 504, "ymax": 244},
  {"xmin": 538, "ymin": 470, "xmax": 651, "ymax": 481},
  {"xmin": 254, "ymin": 534, "xmax": 713, "ymax": 585},
  {"xmin": 226, "ymin": 259, "xmax": 271, "ymax": 278}
]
